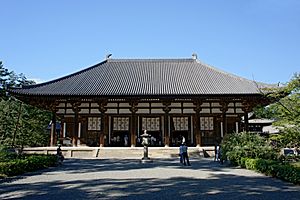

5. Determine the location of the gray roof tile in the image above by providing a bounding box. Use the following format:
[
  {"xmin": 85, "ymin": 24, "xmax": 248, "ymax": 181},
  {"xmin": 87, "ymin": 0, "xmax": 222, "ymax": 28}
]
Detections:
[{"xmin": 9, "ymin": 58, "xmax": 271, "ymax": 97}]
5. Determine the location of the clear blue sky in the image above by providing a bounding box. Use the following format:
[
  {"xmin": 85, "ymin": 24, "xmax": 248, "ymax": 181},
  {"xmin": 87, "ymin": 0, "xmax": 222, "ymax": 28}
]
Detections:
[{"xmin": 1, "ymin": 0, "xmax": 299, "ymax": 84}]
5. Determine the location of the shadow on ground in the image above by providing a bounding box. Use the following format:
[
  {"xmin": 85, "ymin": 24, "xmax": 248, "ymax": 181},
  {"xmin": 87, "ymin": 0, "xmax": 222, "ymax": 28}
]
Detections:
[
  {"xmin": 0, "ymin": 158, "xmax": 299, "ymax": 200},
  {"xmin": 51, "ymin": 158, "xmax": 229, "ymax": 174}
]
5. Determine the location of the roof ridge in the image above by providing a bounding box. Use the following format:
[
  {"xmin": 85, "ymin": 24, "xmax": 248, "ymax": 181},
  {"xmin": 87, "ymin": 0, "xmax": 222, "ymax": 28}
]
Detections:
[{"xmin": 107, "ymin": 58, "xmax": 195, "ymax": 62}]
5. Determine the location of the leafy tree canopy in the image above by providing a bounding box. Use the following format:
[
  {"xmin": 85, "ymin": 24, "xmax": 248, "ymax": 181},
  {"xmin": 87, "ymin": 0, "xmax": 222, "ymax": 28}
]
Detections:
[
  {"xmin": 0, "ymin": 61, "xmax": 51, "ymax": 148},
  {"xmin": 254, "ymin": 73, "xmax": 300, "ymax": 126}
]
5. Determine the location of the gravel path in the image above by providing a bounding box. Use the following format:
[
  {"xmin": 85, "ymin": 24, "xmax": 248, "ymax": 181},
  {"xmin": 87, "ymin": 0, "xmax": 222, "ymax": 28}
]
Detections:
[{"xmin": 0, "ymin": 158, "xmax": 299, "ymax": 200}]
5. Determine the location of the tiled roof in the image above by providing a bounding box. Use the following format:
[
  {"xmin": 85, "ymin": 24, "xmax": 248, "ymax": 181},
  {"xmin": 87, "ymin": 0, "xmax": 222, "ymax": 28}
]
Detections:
[{"xmin": 9, "ymin": 58, "xmax": 271, "ymax": 97}]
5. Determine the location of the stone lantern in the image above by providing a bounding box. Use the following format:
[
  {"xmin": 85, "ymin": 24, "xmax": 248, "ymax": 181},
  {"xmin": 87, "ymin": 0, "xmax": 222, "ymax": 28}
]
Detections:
[{"xmin": 140, "ymin": 130, "xmax": 153, "ymax": 163}]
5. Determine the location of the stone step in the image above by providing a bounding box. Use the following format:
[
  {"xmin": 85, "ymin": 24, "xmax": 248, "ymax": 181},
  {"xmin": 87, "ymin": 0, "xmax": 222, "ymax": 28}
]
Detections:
[{"xmin": 23, "ymin": 146, "xmax": 216, "ymax": 159}]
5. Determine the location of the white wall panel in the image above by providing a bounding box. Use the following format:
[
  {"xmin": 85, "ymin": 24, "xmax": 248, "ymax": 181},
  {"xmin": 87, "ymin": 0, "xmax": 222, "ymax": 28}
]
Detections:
[
  {"xmin": 58, "ymin": 103, "xmax": 65, "ymax": 107},
  {"xmin": 200, "ymin": 108, "xmax": 210, "ymax": 113},
  {"xmin": 136, "ymin": 109, "xmax": 150, "ymax": 114},
  {"xmin": 236, "ymin": 108, "xmax": 244, "ymax": 113},
  {"xmin": 151, "ymin": 103, "xmax": 163, "ymax": 107},
  {"xmin": 171, "ymin": 103, "xmax": 181, "ymax": 107},
  {"xmin": 57, "ymin": 109, "xmax": 65, "ymax": 114},
  {"xmin": 201, "ymin": 103, "xmax": 210, "ymax": 107},
  {"xmin": 169, "ymin": 109, "xmax": 181, "ymax": 114},
  {"xmin": 106, "ymin": 109, "xmax": 118, "ymax": 114},
  {"xmin": 79, "ymin": 109, "xmax": 89, "ymax": 114},
  {"xmin": 91, "ymin": 109, "xmax": 100, "ymax": 114},
  {"xmin": 183, "ymin": 103, "xmax": 194, "ymax": 107},
  {"xmin": 119, "ymin": 103, "xmax": 129, "ymax": 107},
  {"xmin": 91, "ymin": 103, "xmax": 98, "ymax": 107},
  {"xmin": 211, "ymin": 103, "xmax": 220, "ymax": 107},
  {"xmin": 66, "ymin": 109, "xmax": 74, "ymax": 114},
  {"xmin": 183, "ymin": 109, "xmax": 195, "ymax": 114},
  {"xmin": 119, "ymin": 109, "xmax": 131, "ymax": 114},
  {"xmin": 80, "ymin": 103, "xmax": 89, "ymax": 107},
  {"xmin": 212, "ymin": 108, "xmax": 222, "ymax": 114},
  {"xmin": 151, "ymin": 109, "xmax": 164, "ymax": 114},
  {"xmin": 227, "ymin": 108, "xmax": 235, "ymax": 114},
  {"xmin": 137, "ymin": 103, "xmax": 149, "ymax": 107},
  {"xmin": 235, "ymin": 102, "xmax": 242, "ymax": 107},
  {"xmin": 107, "ymin": 103, "xmax": 118, "ymax": 107}
]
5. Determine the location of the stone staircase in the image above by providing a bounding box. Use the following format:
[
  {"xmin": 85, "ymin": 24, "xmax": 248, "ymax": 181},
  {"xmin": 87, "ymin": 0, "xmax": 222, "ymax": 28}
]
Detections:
[{"xmin": 23, "ymin": 146, "xmax": 215, "ymax": 159}]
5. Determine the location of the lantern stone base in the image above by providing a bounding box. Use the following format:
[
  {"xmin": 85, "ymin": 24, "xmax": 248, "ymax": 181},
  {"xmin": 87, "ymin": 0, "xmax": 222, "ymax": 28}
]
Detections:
[{"xmin": 141, "ymin": 157, "xmax": 153, "ymax": 163}]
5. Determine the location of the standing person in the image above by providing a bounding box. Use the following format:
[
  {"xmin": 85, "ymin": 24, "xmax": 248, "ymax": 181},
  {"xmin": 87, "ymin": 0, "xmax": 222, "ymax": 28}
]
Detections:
[
  {"xmin": 214, "ymin": 141, "xmax": 220, "ymax": 162},
  {"xmin": 218, "ymin": 145, "xmax": 223, "ymax": 164},
  {"xmin": 182, "ymin": 143, "xmax": 191, "ymax": 166},
  {"xmin": 179, "ymin": 143, "xmax": 184, "ymax": 164},
  {"xmin": 124, "ymin": 135, "xmax": 128, "ymax": 146}
]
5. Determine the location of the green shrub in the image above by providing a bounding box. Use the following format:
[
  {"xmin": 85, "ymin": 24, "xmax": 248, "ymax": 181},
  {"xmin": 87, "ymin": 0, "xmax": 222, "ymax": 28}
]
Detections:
[
  {"xmin": 0, "ymin": 154, "xmax": 58, "ymax": 177},
  {"xmin": 243, "ymin": 157, "xmax": 300, "ymax": 184},
  {"xmin": 239, "ymin": 157, "xmax": 248, "ymax": 168},
  {"xmin": 0, "ymin": 146, "xmax": 18, "ymax": 162},
  {"xmin": 221, "ymin": 132, "xmax": 278, "ymax": 165}
]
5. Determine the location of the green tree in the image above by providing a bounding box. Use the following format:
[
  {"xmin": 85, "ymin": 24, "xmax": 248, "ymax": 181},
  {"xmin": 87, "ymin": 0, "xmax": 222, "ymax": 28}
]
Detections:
[
  {"xmin": 0, "ymin": 61, "xmax": 51, "ymax": 148},
  {"xmin": 0, "ymin": 61, "xmax": 11, "ymax": 99},
  {"xmin": 254, "ymin": 73, "xmax": 300, "ymax": 148},
  {"xmin": 256, "ymin": 73, "xmax": 300, "ymax": 125}
]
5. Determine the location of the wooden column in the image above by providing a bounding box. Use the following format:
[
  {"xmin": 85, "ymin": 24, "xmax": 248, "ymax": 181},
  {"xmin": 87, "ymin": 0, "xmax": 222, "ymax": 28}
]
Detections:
[
  {"xmin": 193, "ymin": 99, "xmax": 202, "ymax": 147},
  {"xmin": 58, "ymin": 120, "xmax": 64, "ymax": 145},
  {"xmin": 220, "ymin": 101, "xmax": 229, "ymax": 137},
  {"xmin": 63, "ymin": 121, "xmax": 66, "ymax": 138},
  {"xmin": 48, "ymin": 101, "xmax": 59, "ymax": 147},
  {"xmin": 98, "ymin": 99, "xmax": 107, "ymax": 147},
  {"xmin": 163, "ymin": 101, "xmax": 171, "ymax": 147},
  {"xmin": 71, "ymin": 101, "xmax": 81, "ymax": 147},
  {"xmin": 242, "ymin": 100, "xmax": 254, "ymax": 132},
  {"xmin": 73, "ymin": 112, "xmax": 78, "ymax": 146},
  {"xmin": 99, "ymin": 113, "xmax": 105, "ymax": 147},
  {"xmin": 244, "ymin": 112, "xmax": 249, "ymax": 132},
  {"xmin": 130, "ymin": 100, "xmax": 138, "ymax": 147},
  {"xmin": 50, "ymin": 112, "xmax": 56, "ymax": 147}
]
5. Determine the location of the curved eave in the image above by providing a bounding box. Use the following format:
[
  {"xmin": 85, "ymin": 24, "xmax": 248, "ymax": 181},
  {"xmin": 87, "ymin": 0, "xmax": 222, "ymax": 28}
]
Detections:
[{"xmin": 9, "ymin": 91, "xmax": 266, "ymax": 100}]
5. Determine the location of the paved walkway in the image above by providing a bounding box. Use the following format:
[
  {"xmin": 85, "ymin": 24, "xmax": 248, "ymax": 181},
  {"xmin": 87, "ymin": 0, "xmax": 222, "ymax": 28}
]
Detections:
[{"xmin": 0, "ymin": 158, "xmax": 299, "ymax": 200}]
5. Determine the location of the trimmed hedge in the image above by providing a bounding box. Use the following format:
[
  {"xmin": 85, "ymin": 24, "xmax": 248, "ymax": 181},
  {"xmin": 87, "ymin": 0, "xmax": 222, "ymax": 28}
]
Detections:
[
  {"xmin": 0, "ymin": 154, "xmax": 58, "ymax": 177},
  {"xmin": 242, "ymin": 157, "xmax": 300, "ymax": 184}
]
